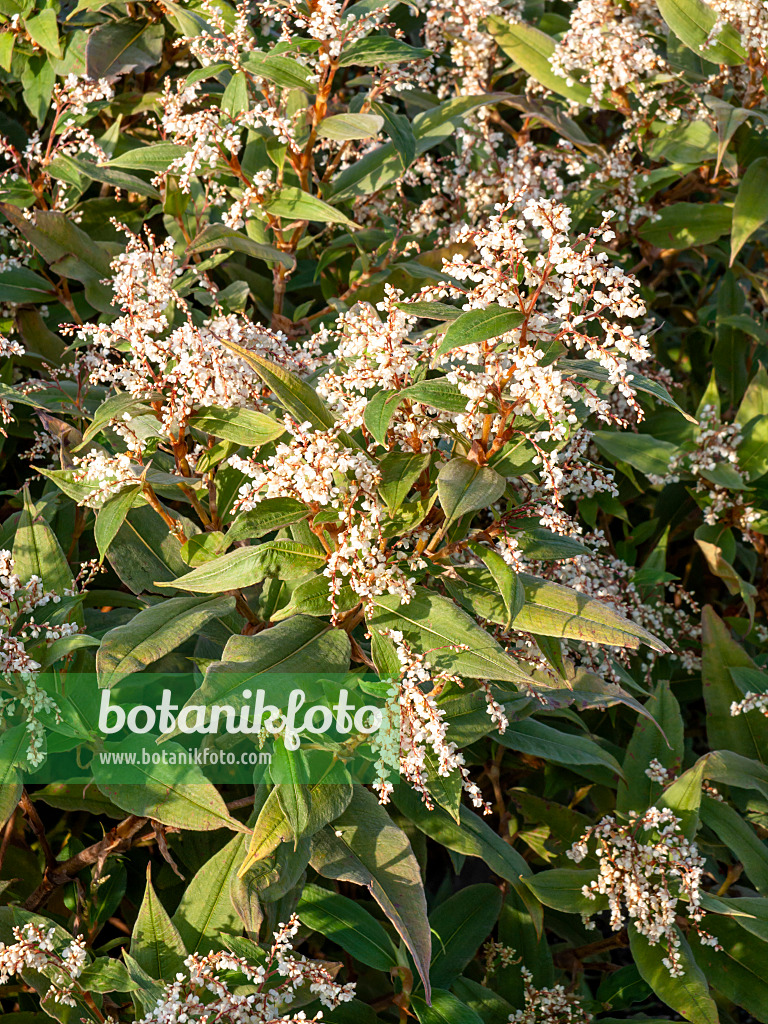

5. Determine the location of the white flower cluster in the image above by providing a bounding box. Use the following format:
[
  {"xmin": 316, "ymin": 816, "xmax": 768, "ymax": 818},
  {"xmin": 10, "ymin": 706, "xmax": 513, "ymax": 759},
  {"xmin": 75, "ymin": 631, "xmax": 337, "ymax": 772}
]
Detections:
[
  {"xmin": 730, "ymin": 689, "xmax": 768, "ymax": 717},
  {"xmin": 652, "ymin": 405, "xmax": 759, "ymax": 528},
  {"xmin": 426, "ymin": 197, "xmax": 650, "ymax": 444},
  {"xmin": 509, "ymin": 967, "xmax": 592, "ymax": 1024},
  {"xmin": 0, "ymin": 923, "xmax": 87, "ymax": 1007},
  {"xmin": 567, "ymin": 806, "xmax": 718, "ymax": 976},
  {"xmin": 73, "ymin": 228, "xmax": 321, "ymax": 437},
  {"xmin": 550, "ymin": 1, "xmax": 678, "ymax": 118},
  {"xmin": 645, "ymin": 757, "xmax": 673, "ymax": 785},
  {"xmin": 139, "ymin": 915, "xmax": 355, "ymax": 1024},
  {"xmin": 232, "ymin": 420, "xmax": 417, "ymax": 614},
  {"xmin": 707, "ymin": 0, "xmax": 768, "ymax": 54},
  {"xmin": 0, "ymin": 549, "xmax": 79, "ymax": 766},
  {"xmin": 371, "ymin": 629, "xmax": 500, "ymax": 809}
]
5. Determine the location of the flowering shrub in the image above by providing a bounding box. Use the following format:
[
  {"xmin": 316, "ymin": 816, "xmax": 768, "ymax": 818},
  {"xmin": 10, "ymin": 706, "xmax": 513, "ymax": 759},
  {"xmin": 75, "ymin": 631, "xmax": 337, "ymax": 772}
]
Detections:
[{"xmin": 2, "ymin": 0, "xmax": 768, "ymax": 1023}]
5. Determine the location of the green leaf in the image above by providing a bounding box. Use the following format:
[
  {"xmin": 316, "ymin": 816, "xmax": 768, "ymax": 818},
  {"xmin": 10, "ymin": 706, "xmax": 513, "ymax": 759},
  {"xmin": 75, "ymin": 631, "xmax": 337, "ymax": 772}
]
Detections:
[
  {"xmin": 0, "ymin": 725, "xmax": 25, "ymax": 826},
  {"xmin": 221, "ymin": 69, "xmax": 249, "ymax": 116},
  {"xmin": 437, "ymin": 458, "xmax": 506, "ymax": 525},
  {"xmin": 429, "ymin": 884, "xmax": 502, "ymax": 989},
  {"xmin": 0, "ymin": 204, "xmax": 113, "ymax": 310},
  {"xmin": 96, "ymin": 735, "xmax": 251, "ymax": 833},
  {"xmin": 175, "ymin": 616, "xmax": 351, "ymax": 734},
  {"xmin": 228, "ymin": 498, "xmax": 308, "ymax": 543},
  {"xmin": 485, "ymin": 17, "xmax": 592, "ymax": 105},
  {"xmin": 617, "ymin": 680, "xmax": 683, "ymax": 814},
  {"xmin": 272, "ymin": 737, "xmax": 312, "ymax": 843},
  {"xmin": 330, "ymin": 93, "xmax": 510, "ymax": 199},
  {"xmin": 412, "ymin": 989, "xmax": 485, "ymax": 1024},
  {"xmin": 130, "ymin": 870, "xmax": 186, "ymax": 981},
  {"xmin": 310, "ymin": 787, "xmax": 432, "ymax": 998},
  {"xmin": 367, "ymin": 587, "xmax": 533, "ymax": 684},
  {"xmin": 107, "ymin": 142, "xmax": 190, "ymax": 171},
  {"xmin": 638, "ymin": 203, "xmax": 732, "ymax": 250},
  {"xmin": 338, "ymin": 35, "xmax": 432, "ymax": 66},
  {"xmin": 466, "ymin": 541, "xmax": 524, "ymax": 628},
  {"xmin": 297, "ymin": 882, "xmax": 399, "ymax": 970},
  {"xmin": 515, "ymin": 573, "xmax": 669, "ymax": 652},
  {"xmin": 373, "ymin": 102, "xmax": 416, "ymax": 169},
  {"xmin": 189, "ymin": 406, "xmax": 286, "ymax": 447},
  {"xmin": 13, "ymin": 487, "xmax": 73, "ymax": 596},
  {"xmin": 264, "ymin": 187, "xmax": 355, "ymax": 227},
  {"xmin": 163, "ymin": 541, "xmax": 325, "ymax": 593},
  {"xmin": 656, "ymin": 0, "xmax": 747, "ymax": 65},
  {"xmin": 497, "ymin": 719, "xmax": 623, "ymax": 775},
  {"xmin": 394, "ymin": 301, "xmax": 462, "ymax": 321},
  {"xmin": 592, "ymin": 431, "xmax": 678, "ymax": 478},
  {"xmin": 702, "ymin": 606, "xmax": 768, "ymax": 762},
  {"xmin": 95, "ymin": 485, "xmax": 142, "ymax": 561},
  {"xmin": 522, "ymin": 868, "xmax": 607, "ymax": 914},
  {"xmin": 700, "ymin": 792, "xmax": 768, "ymax": 894},
  {"xmin": 85, "ymin": 19, "xmax": 164, "ymax": 78},
  {"xmin": 242, "ymin": 52, "xmax": 315, "ymax": 89},
  {"xmin": 77, "ymin": 959, "xmax": 137, "ymax": 994},
  {"xmin": 186, "ymin": 222, "xmax": 294, "ymax": 269},
  {"xmin": 435, "ymin": 305, "xmax": 525, "ymax": 358},
  {"xmin": 691, "ymin": 918, "xmax": 768, "ymax": 1022},
  {"xmin": 378, "ymin": 451, "xmax": 431, "ymax": 510},
  {"xmin": 172, "ymin": 833, "xmax": 245, "ymax": 952},
  {"xmin": 559, "ymin": 359, "xmax": 697, "ymax": 423},
  {"xmin": 24, "ymin": 10, "xmax": 62, "ymax": 57},
  {"xmin": 96, "ymin": 593, "xmax": 236, "ymax": 688},
  {"xmin": 391, "ymin": 784, "xmax": 532, "ymax": 891},
  {"xmin": 452, "ymin": 978, "xmax": 517, "ymax": 1024},
  {"xmin": 629, "ymin": 926, "xmax": 718, "ymax": 1024},
  {"xmin": 241, "ymin": 762, "xmax": 352, "ymax": 871},
  {"xmin": 0, "ymin": 266, "xmax": 56, "ymax": 304},
  {"xmin": 317, "ymin": 113, "xmax": 384, "ymax": 141},
  {"xmin": 659, "ymin": 759, "xmax": 704, "ymax": 839},
  {"xmin": 731, "ymin": 157, "xmax": 768, "ymax": 265},
  {"xmin": 215, "ymin": 343, "xmax": 340, "ymax": 433}
]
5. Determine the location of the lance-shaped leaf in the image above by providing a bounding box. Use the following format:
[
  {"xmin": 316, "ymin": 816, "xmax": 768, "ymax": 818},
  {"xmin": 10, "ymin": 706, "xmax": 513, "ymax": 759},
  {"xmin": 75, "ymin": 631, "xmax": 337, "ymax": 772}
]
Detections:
[
  {"xmin": 161, "ymin": 541, "xmax": 326, "ymax": 593},
  {"xmin": 392, "ymin": 783, "xmax": 531, "ymax": 888},
  {"xmin": 466, "ymin": 540, "xmax": 524, "ymax": 627},
  {"xmin": 656, "ymin": 0, "xmax": 747, "ymax": 65},
  {"xmin": 188, "ymin": 406, "xmax": 286, "ymax": 447},
  {"xmin": 310, "ymin": 787, "xmax": 432, "ymax": 998},
  {"xmin": 317, "ymin": 113, "xmax": 384, "ymax": 141},
  {"xmin": 297, "ymin": 882, "xmax": 399, "ymax": 971},
  {"xmin": 368, "ymin": 587, "xmax": 533, "ymax": 684},
  {"xmin": 172, "ymin": 833, "xmax": 246, "ymax": 953},
  {"xmin": 435, "ymin": 304, "xmax": 525, "ymax": 358},
  {"xmin": 96, "ymin": 593, "xmax": 236, "ymax": 688},
  {"xmin": 95, "ymin": 485, "xmax": 143, "ymax": 561},
  {"xmin": 364, "ymin": 379, "xmax": 467, "ymax": 445},
  {"xmin": 515, "ymin": 573, "xmax": 670, "ymax": 652},
  {"xmin": 731, "ymin": 157, "xmax": 768, "ymax": 265},
  {"xmin": 216, "ymin": 341, "xmax": 340, "ymax": 433},
  {"xmin": 264, "ymin": 187, "xmax": 355, "ymax": 227},
  {"xmin": 169, "ymin": 616, "xmax": 351, "ymax": 739},
  {"xmin": 95, "ymin": 736, "xmax": 251, "ymax": 833},
  {"xmin": 186, "ymin": 222, "xmax": 294, "ymax": 269},
  {"xmin": 629, "ymin": 926, "xmax": 718, "ymax": 1024},
  {"xmin": 429, "ymin": 884, "xmax": 502, "ymax": 989},
  {"xmin": 130, "ymin": 869, "xmax": 186, "ymax": 981},
  {"xmin": 13, "ymin": 486, "xmax": 73, "ymax": 596},
  {"xmin": 702, "ymin": 606, "xmax": 768, "ymax": 761},
  {"xmin": 240, "ymin": 762, "xmax": 353, "ymax": 872},
  {"xmin": 485, "ymin": 18, "xmax": 592, "ymax": 105},
  {"xmin": 617, "ymin": 680, "xmax": 684, "ymax": 814},
  {"xmin": 437, "ymin": 458, "xmax": 506, "ymax": 525}
]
